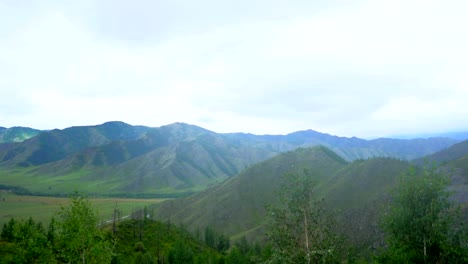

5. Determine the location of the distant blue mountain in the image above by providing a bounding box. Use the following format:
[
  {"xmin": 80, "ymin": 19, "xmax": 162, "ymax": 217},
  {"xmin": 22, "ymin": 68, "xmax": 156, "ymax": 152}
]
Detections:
[{"xmin": 393, "ymin": 131, "xmax": 468, "ymax": 141}]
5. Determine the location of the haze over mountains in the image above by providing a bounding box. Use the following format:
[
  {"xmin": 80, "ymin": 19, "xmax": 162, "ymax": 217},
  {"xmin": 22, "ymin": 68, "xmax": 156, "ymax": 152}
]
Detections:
[{"xmin": 0, "ymin": 121, "xmax": 461, "ymax": 197}]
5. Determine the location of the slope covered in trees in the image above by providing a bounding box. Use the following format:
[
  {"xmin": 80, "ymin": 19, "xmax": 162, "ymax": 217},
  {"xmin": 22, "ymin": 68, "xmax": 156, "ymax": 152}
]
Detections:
[{"xmin": 154, "ymin": 147, "xmax": 348, "ymax": 239}]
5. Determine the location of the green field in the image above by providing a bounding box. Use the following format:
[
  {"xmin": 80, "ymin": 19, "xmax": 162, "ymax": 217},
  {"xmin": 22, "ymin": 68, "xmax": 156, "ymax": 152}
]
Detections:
[{"xmin": 0, "ymin": 191, "xmax": 167, "ymax": 227}]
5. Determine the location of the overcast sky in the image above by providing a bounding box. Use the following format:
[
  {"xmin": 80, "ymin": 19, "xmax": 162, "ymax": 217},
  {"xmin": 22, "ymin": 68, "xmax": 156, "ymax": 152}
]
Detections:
[{"xmin": 1, "ymin": 0, "xmax": 467, "ymax": 138}]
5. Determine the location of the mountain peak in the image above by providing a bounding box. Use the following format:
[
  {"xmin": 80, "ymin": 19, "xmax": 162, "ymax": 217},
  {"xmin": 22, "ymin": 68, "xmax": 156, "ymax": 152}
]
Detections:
[
  {"xmin": 99, "ymin": 121, "xmax": 132, "ymax": 127},
  {"xmin": 0, "ymin": 126, "xmax": 42, "ymax": 143}
]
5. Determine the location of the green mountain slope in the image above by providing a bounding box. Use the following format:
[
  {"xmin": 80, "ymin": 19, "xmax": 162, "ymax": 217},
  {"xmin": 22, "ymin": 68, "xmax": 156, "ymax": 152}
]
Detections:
[
  {"xmin": 0, "ymin": 123, "xmax": 277, "ymax": 196},
  {"xmin": 413, "ymin": 139, "xmax": 468, "ymax": 165},
  {"xmin": 412, "ymin": 139, "xmax": 468, "ymax": 210},
  {"xmin": 322, "ymin": 158, "xmax": 411, "ymax": 251},
  {"xmin": 0, "ymin": 121, "xmax": 151, "ymax": 167},
  {"xmin": 154, "ymin": 147, "xmax": 349, "ymax": 238},
  {"xmin": 154, "ymin": 147, "xmax": 468, "ymax": 254},
  {"xmin": 4, "ymin": 134, "xmax": 278, "ymax": 196},
  {"xmin": 0, "ymin": 127, "xmax": 42, "ymax": 143}
]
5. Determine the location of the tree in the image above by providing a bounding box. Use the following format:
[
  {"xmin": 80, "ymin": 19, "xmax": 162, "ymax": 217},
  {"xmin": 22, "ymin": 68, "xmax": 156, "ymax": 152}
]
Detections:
[
  {"xmin": 55, "ymin": 194, "xmax": 114, "ymax": 264},
  {"xmin": 266, "ymin": 170, "xmax": 343, "ymax": 264},
  {"xmin": 168, "ymin": 240, "xmax": 194, "ymax": 264},
  {"xmin": 2, "ymin": 217, "xmax": 55, "ymax": 264},
  {"xmin": 205, "ymin": 226, "xmax": 216, "ymax": 249},
  {"xmin": 377, "ymin": 165, "xmax": 467, "ymax": 263},
  {"xmin": 216, "ymin": 234, "xmax": 230, "ymax": 254},
  {"xmin": 1, "ymin": 218, "xmax": 16, "ymax": 242}
]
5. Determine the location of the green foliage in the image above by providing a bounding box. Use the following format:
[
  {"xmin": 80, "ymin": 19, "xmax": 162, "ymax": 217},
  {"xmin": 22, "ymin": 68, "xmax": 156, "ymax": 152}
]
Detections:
[
  {"xmin": 266, "ymin": 170, "xmax": 345, "ymax": 264},
  {"xmin": 8, "ymin": 217, "xmax": 54, "ymax": 263},
  {"xmin": 204, "ymin": 226, "xmax": 230, "ymax": 253},
  {"xmin": 224, "ymin": 236, "xmax": 267, "ymax": 264},
  {"xmin": 55, "ymin": 194, "xmax": 114, "ymax": 263},
  {"xmin": 1, "ymin": 218, "xmax": 16, "ymax": 242},
  {"xmin": 113, "ymin": 218, "xmax": 223, "ymax": 263},
  {"xmin": 377, "ymin": 165, "xmax": 468, "ymax": 263},
  {"xmin": 0, "ymin": 194, "xmax": 115, "ymax": 263},
  {"xmin": 169, "ymin": 239, "xmax": 194, "ymax": 264}
]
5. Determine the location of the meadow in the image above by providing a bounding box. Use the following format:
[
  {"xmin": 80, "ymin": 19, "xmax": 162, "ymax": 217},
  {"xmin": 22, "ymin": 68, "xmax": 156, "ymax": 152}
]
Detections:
[{"xmin": 0, "ymin": 191, "xmax": 166, "ymax": 227}]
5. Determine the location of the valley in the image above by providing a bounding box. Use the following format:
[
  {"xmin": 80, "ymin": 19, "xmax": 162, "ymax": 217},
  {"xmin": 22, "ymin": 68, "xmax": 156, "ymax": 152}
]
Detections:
[{"xmin": 0, "ymin": 192, "xmax": 166, "ymax": 227}]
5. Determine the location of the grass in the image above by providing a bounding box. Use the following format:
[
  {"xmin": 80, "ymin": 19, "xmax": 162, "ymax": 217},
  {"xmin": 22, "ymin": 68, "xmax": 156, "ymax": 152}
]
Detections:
[
  {"xmin": 0, "ymin": 191, "xmax": 168, "ymax": 227},
  {"xmin": 0, "ymin": 166, "xmax": 202, "ymax": 197}
]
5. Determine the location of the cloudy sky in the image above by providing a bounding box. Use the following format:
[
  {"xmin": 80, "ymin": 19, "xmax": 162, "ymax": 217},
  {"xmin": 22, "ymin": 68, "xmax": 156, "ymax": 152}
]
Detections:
[{"xmin": 1, "ymin": 0, "xmax": 467, "ymax": 138}]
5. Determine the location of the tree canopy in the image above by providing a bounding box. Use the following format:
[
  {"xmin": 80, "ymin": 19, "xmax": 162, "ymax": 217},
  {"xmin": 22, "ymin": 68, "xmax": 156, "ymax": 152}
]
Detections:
[
  {"xmin": 266, "ymin": 170, "xmax": 344, "ymax": 264},
  {"xmin": 377, "ymin": 166, "xmax": 467, "ymax": 263}
]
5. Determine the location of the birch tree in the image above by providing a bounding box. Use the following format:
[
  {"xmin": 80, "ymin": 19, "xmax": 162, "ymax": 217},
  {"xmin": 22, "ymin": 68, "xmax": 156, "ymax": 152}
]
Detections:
[
  {"xmin": 266, "ymin": 170, "xmax": 342, "ymax": 264},
  {"xmin": 378, "ymin": 166, "xmax": 467, "ymax": 263}
]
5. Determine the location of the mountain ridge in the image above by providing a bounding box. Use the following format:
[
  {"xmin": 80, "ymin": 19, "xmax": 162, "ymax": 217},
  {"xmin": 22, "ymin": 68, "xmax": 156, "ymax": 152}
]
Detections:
[
  {"xmin": 0, "ymin": 126, "xmax": 42, "ymax": 143},
  {"xmin": 0, "ymin": 121, "xmax": 461, "ymax": 197}
]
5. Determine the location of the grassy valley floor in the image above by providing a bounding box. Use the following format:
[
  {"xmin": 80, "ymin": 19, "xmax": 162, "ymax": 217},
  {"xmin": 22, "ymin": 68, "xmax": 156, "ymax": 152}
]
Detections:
[{"xmin": 0, "ymin": 191, "xmax": 167, "ymax": 227}]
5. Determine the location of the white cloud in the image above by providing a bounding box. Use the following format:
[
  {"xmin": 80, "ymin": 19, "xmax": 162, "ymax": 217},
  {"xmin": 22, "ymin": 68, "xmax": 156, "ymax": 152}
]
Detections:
[{"xmin": 0, "ymin": 0, "xmax": 467, "ymax": 137}]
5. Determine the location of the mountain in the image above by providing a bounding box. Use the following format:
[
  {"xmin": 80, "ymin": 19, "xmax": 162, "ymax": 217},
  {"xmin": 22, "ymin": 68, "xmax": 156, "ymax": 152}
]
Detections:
[
  {"xmin": 0, "ymin": 121, "xmax": 460, "ymax": 197},
  {"xmin": 0, "ymin": 121, "xmax": 151, "ymax": 167},
  {"xmin": 413, "ymin": 139, "xmax": 468, "ymax": 217},
  {"xmin": 154, "ymin": 146, "xmax": 467, "ymax": 254},
  {"xmin": 413, "ymin": 139, "xmax": 468, "ymax": 166},
  {"xmin": 225, "ymin": 130, "xmax": 458, "ymax": 161},
  {"xmin": 153, "ymin": 147, "xmax": 349, "ymax": 238},
  {"xmin": 152, "ymin": 147, "xmax": 414, "ymax": 252},
  {"xmin": 394, "ymin": 131, "xmax": 468, "ymax": 141},
  {"xmin": 0, "ymin": 122, "xmax": 277, "ymax": 196},
  {"xmin": 0, "ymin": 127, "xmax": 42, "ymax": 143},
  {"xmin": 27, "ymin": 128, "xmax": 275, "ymax": 196}
]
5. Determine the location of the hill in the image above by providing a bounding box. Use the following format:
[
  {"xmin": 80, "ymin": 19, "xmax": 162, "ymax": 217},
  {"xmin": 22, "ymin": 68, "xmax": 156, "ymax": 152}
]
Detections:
[
  {"xmin": 0, "ymin": 121, "xmax": 459, "ymax": 197},
  {"xmin": 0, "ymin": 127, "xmax": 42, "ymax": 143},
  {"xmin": 154, "ymin": 146, "xmax": 467, "ymax": 254},
  {"xmin": 413, "ymin": 139, "xmax": 468, "ymax": 166},
  {"xmin": 0, "ymin": 123, "xmax": 274, "ymax": 196},
  {"xmin": 226, "ymin": 130, "xmax": 457, "ymax": 161},
  {"xmin": 0, "ymin": 121, "xmax": 151, "ymax": 167},
  {"xmin": 413, "ymin": 139, "xmax": 468, "ymax": 217},
  {"xmin": 154, "ymin": 147, "xmax": 349, "ymax": 238}
]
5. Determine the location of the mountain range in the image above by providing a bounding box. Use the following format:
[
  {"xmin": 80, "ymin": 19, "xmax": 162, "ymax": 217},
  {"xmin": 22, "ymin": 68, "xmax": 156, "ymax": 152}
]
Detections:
[{"xmin": 0, "ymin": 121, "xmax": 462, "ymax": 197}]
